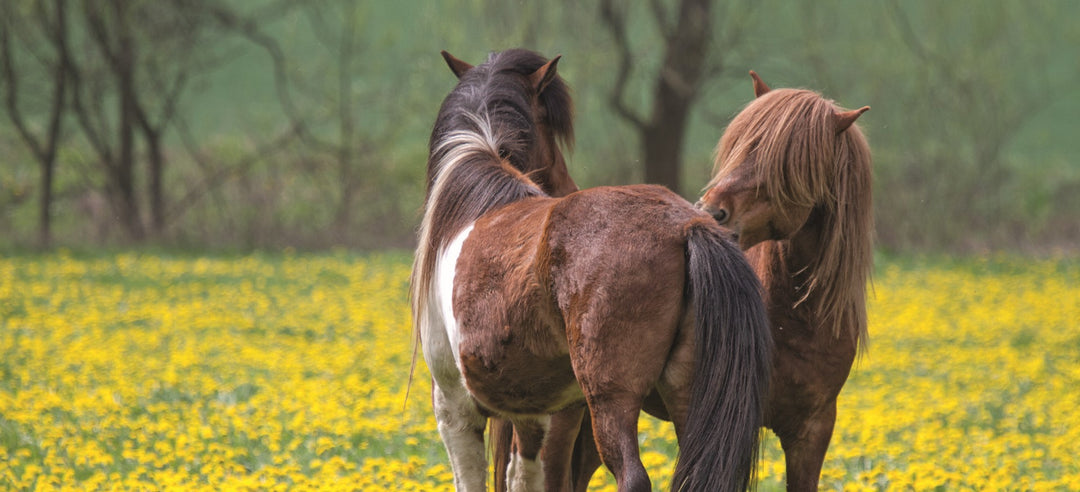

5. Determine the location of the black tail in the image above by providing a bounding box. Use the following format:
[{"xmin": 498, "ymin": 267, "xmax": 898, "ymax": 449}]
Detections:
[{"xmin": 671, "ymin": 224, "xmax": 772, "ymax": 491}]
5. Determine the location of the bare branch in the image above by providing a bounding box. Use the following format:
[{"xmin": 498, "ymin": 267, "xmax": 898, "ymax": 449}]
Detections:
[
  {"xmin": 59, "ymin": 0, "xmax": 117, "ymax": 170},
  {"xmin": 703, "ymin": 0, "xmax": 754, "ymax": 80},
  {"xmin": 886, "ymin": 0, "xmax": 952, "ymax": 75},
  {"xmin": 81, "ymin": 1, "xmax": 122, "ymax": 73},
  {"xmin": 599, "ymin": 0, "xmax": 647, "ymax": 130},
  {"xmin": 42, "ymin": 0, "xmax": 68, "ymax": 164},
  {"xmin": 302, "ymin": 2, "xmax": 338, "ymax": 52},
  {"xmin": 650, "ymin": 0, "xmax": 673, "ymax": 40},
  {"xmin": 1, "ymin": 0, "xmax": 69, "ymax": 165},
  {"xmin": 67, "ymin": 60, "xmax": 115, "ymax": 171},
  {"xmin": 206, "ymin": 2, "xmax": 337, "ymax": 153},
  {"xmin": 132, "ymin": 56, "xmax": 188, "ymax": 138},
  {"xmin": 249, "ymin": 0, "xmax": 302, "ymax": 23},
  {"xmin": 165, "ymin": 115, "xmax": 302, "ymax": 226},
  {"xmin": 1, "ymin": 13, "xmax": 44, "ymax": 161},
  {"xmin": 337, "ymin": 1, "xmax": 357, "ymax": 153}
]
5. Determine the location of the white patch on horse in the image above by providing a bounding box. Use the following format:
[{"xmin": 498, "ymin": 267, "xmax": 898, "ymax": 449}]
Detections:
[
  {"xmin": 507, "ymin": 453, "xmax": 544, "ymax": 491},
  {"xmin": 506, "ymin": 416, "xmax": 550, "ymax": 491},
  {"xmin": 426, "ymin": 222, "xmax": 488, "ymax": 491},
  {"xmin": 432, "ymin": 382, "xmax": 487, "ymax": 492},
  {"xmin": 436, "ymin": 223, "xmax": 474, "ymax": 374}
]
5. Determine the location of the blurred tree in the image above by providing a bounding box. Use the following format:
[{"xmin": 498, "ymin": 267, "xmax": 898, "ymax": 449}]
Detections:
[
  {"xmin": 599, "ymin": 0, "xmax": 753, "ymax": 195},
  {"xmin": 286, "ymin": 1, "xmax": 402, "ymax": 244},
  {"xmin": 211, "ymin": 0, "xmax": 418, "ymax": 247},
  {"xmin": 1, "ymin": 0, "xmax": 302, "ymax": 243},
  {"xmin": 64, "ymin": 0, "xmax": 236, "ymax": 240},
  {"xmin": 0, "ymin": 0, "xmax": 70, "ymax": 247},
  {"xmin": 162, "ymin": 0, "xmax": 306, "ymax": 240},
  {"xmin": 1, "ymin": 0, "xmax": 1075, "ymax": 251},
  {"xmin": 872, "ymin": 0, "xmax": 1078, "ymax": 249}
]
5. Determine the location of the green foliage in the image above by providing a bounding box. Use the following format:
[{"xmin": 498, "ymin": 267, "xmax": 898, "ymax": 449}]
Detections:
[{"xmin": 0, "ymin": 0, "xmax": 1076, "ymax": 252}]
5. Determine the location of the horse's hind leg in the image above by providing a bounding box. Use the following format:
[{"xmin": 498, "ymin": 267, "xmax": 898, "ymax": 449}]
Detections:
[
  {"xmin": 538, "ymin": 405, "xmax": 584, "ymax": 491},
  {"xmin": 573, "ymin": 321, "xmax": 677, "ymax": 492},
  {"xmin": 581, "ymin": 391, "xmax": 651, "ymax": 491},
  {"xmin": 505, "ymin": 417, "xmax": 549, "ymax": 491},
  {"xmin": 432, "ymin": 380, "xmax": 487, "ymax": 491},
  {"xmin": 777, "ymin": 403, "xmax": 837, "ymax": 492},
  {"xmin": 655, "ymin": 315, "xmax": 697, "ymax": 440},
  {"xmin": 569, "ymin": 414, "xmax": 603, "ymax": 492}
]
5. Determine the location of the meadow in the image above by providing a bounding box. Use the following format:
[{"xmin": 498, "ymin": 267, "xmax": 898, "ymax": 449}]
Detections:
[{"xmin": 1, "ymin": 252, "xmax": 1077, "ymax": 490}]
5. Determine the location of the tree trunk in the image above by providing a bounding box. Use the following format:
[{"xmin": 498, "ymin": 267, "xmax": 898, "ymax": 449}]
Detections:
[
  {"xmin": 39, "ymin": 0, "xmax": 69, "ymax": 248},
  {"xmin": 114, "ymin": 0, "xmax": 144, "ymax": 240},
  {"xmin": 145, "ymin": 127, "xmax": 165, "ymax": 233},
  {"xmin": 38, "ymin": 159, "xmax": 56, "ymax": 247},
  {"xmin": 643, "ymin": 93, "xmax": 693, "ymax": 192},
  {"xmin": 0, "ymin": 0, "xmax": 70, "ymax": 249},
  {"xmin": 602, "ymin": 0, "xmax": 713, "ymax": 196},
  {"xmin": 645, "ymin": 0, "xmax": 711, "ymax": 194},
  {"xmin": 333, "ymin": 2, "xmax": 358, "ymax": 235},
  {"xmin": 642, "ymin": 119, "xmax": 686, "ymax": 191}
]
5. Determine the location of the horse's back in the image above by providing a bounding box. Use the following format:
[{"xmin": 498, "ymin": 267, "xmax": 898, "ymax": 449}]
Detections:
[
  {"xmin": 545, "ymin": 184, "xmax": 707, "ymax": 283},
  {"xmin": 555, "ymin": 184, "xmax": 701, "ymax": 227}
]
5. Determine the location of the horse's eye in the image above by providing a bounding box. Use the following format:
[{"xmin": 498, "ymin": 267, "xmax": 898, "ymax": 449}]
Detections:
[{"xmin": 713, "ymin": 208, "xmax": 729, "ymax": 224}]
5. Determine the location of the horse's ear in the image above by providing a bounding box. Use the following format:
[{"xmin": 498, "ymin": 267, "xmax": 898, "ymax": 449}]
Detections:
[
  {"xmin": 834, "ymin": 106, "xmax": 871, "ymax": 134},
  {"xmin": 750, "ymin": 70, "xmax": 771, "ymax": 98},
  {"xmin": 441, "ymin": 50, "xmax": 473, "ymax": 79},
  {"xmin": 529, "ymin": 55, "xmax": 561, "ymax": 94}
]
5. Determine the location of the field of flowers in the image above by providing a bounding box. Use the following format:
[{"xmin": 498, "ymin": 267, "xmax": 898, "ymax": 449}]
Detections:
[{"xmin": 1, "ymin": 251, "xmax": 1077, "ymax": 490}]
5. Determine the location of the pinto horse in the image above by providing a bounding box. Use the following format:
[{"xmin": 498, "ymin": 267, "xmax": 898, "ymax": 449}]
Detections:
[
  {"xmin": 411, "ymin": 49, "xmax": 771, "ymax": 491},
  {"xmin": 505, "ymin": 72, "xmax": 873, "ymax": 491}
]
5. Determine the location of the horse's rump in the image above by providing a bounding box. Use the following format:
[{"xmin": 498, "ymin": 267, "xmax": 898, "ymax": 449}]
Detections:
[
  {"xmin": 544, "ymin": 185, "xmax": 698, "ymax": 327},
  {"xmin": 452, "ymin": 185, "xmax": 709, "ymax": 417},
  {"xmin": 453, "ymin": 196, "xmax": 581, "ymax": 416}
]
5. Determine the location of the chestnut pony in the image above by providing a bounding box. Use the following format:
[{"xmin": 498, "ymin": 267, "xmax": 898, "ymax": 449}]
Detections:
[
  {"xmin": 411, "ymin": 49, "xmax": 771, "ymax": 491},
  {"xmin": 505, "ymin": 72, "xmax": 872, "ymax": 491},
  {"xmin": 699, "ymin": 74, "xmax": 871, "ymax": 491}
]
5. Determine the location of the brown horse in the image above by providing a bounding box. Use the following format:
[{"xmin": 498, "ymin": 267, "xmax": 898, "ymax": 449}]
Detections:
[
  {"xmin": 507, "ymin": 72, "xmax": 872, "ymax": 491},
  {"xmin": 411, "ymin": 49, "xmax": 771, "ymax": 491},
  {"xmin": 699, "ymin": 72, "xmax": 872, "ymax": 491}
]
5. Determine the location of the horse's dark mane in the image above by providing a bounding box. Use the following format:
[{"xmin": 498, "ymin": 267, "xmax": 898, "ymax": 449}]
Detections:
[
  {"xmin": 426, "ymin": 49, "xmax": 574, "ymax": 194},
  {"xmin": 412, "ymin": 49, "xmax": 574, "ymax": 354}
]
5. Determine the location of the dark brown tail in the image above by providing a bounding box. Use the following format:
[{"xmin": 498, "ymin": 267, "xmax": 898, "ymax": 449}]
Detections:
[
  {"xmin": 670, "ymin": 223, "xmax": 772, "ymax": 491},
  {"xmin": 490, "ymin": 417, "xmax": 513, "ymax": 490}
]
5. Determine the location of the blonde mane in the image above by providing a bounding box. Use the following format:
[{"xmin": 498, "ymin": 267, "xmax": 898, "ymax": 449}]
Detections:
[{"xmin": 708, "ymin": 88, "xmax": 873, "ymax": 348}]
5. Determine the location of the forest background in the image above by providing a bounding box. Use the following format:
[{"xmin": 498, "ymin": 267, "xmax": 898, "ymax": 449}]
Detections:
[{"xmin": 2, "ymin": 0, "xmax": 1078, "ymax": 254}]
